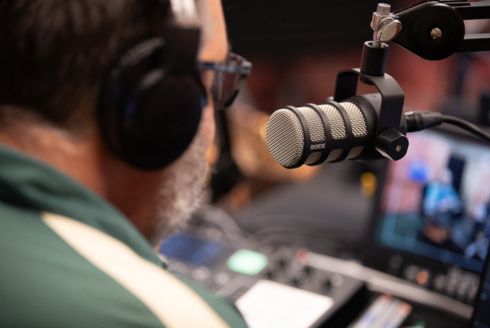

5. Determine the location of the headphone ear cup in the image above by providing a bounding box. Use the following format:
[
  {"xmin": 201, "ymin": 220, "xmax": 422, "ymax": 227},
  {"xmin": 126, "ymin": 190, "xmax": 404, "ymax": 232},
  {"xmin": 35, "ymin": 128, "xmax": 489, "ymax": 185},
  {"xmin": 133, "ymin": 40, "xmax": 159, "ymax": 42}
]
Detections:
[
  {"xmin": 99, "ymin": 37, "xmax": 207, "ymax": 170},
  {"xmin": 120, "ymin": 74, "xmax": 205, "ymax": 169}
]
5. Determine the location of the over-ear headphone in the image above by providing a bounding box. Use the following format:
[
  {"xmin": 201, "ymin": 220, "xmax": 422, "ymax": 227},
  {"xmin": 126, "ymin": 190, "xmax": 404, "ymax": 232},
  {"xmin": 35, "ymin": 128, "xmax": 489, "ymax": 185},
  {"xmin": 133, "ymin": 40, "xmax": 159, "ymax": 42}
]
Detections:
[{"xmin": 98, "ymin": 0, "xmax": 206, "ymax": 170}]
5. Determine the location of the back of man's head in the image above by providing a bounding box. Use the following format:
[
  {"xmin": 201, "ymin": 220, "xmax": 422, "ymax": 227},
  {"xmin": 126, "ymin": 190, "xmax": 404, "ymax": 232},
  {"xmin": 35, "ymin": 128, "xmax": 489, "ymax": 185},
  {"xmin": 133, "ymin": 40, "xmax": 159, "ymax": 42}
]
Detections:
[{"xmin": 0, "ymin": 0, "xmax": 169, "ymax": 128}]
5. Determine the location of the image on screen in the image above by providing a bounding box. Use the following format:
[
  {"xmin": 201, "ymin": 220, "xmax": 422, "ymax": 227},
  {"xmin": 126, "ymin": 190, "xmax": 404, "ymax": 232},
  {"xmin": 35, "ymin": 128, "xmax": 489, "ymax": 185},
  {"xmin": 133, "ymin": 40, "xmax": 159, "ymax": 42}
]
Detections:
[
  {"xmin": 160, "ymin": 233, "xmax": 229, "ymax": 267},
  {"xmin": 377, "ymin": 130, "xmax": 490, "ymax": 272}
]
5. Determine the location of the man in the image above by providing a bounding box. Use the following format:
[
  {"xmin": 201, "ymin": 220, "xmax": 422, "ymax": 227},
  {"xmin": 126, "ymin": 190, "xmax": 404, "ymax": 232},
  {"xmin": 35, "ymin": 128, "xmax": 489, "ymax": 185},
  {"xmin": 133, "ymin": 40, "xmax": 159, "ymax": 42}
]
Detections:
[{"xmin": 0, "ymin": 0, "xmax": 248, "ymax": 327}]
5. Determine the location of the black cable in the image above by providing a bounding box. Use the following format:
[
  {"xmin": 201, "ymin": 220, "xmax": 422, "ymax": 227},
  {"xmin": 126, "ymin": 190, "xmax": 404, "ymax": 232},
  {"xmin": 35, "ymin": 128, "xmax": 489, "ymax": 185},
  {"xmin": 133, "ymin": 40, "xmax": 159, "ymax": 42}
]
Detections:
[
  {"xmin": 440, "ymin": 115, "xmax": 490, "ymax": 144},
  {"xmin": 405, "ymin": 111, "xmax": 490, "ymax": 144}
]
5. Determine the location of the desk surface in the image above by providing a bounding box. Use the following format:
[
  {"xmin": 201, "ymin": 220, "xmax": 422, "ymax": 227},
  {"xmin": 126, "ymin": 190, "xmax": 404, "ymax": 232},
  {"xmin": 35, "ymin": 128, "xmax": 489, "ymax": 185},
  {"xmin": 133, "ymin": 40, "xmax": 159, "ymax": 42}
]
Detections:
[{"xmin": 236, "ymin": 163, "xmax": 373, "ymax": 257}]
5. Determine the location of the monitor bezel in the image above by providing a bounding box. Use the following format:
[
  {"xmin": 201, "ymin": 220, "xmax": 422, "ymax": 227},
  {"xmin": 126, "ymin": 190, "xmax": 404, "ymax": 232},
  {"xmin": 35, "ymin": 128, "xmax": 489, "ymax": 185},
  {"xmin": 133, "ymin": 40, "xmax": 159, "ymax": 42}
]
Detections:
[{"xmin": 470, "ymin": 238, "xmax": 490, "ymax": 325}]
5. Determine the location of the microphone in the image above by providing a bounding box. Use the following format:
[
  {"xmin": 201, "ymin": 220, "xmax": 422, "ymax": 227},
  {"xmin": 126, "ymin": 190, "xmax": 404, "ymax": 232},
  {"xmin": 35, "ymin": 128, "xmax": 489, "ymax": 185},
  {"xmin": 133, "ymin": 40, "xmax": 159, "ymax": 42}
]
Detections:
[{"xmin": 265, "ymin": 94, "xmax": 406, "ymax": 168}]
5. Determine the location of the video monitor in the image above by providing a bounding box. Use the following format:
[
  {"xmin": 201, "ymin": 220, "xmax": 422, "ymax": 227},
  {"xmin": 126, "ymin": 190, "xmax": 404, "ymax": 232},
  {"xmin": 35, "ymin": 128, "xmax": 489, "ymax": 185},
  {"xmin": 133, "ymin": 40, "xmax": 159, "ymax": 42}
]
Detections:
[{"xmin": 365, "ymin": 128, "xmax": 490, "ymax": 293}]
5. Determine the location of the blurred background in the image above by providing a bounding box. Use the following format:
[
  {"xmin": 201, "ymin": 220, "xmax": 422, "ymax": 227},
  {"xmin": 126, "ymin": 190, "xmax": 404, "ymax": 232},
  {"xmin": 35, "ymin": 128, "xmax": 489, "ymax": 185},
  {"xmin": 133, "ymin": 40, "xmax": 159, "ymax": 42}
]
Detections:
[{"xmin": 203, "ymin": 0, "xmax": 490, "ymax": 256}]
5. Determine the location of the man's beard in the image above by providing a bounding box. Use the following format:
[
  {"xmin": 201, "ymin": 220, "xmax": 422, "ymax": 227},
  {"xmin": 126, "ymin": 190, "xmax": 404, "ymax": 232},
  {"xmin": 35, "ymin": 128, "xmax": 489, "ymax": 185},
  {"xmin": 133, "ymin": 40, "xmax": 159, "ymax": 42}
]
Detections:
[{"xmin": 149, "ymin": 135, "xmax": 209, "ymax": 245}]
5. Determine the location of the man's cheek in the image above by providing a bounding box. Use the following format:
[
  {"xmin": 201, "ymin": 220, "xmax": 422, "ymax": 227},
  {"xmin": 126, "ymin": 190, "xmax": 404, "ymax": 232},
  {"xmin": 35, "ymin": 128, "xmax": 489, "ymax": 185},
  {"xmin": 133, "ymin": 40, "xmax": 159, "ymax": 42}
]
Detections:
[{"xmin": 199, "ymin": 105, "xmax": 216, "ymax": 148}]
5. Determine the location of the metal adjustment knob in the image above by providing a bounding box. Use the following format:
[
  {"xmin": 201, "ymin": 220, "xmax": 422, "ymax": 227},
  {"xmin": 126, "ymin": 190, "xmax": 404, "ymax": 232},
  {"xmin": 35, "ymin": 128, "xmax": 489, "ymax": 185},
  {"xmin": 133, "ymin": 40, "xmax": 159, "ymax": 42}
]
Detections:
[
  {"xmin": 371, "ymin": 3, "xmax": 402, "ymax": 47},
  {"xmin": 375, "ymin": 128, "xmax": 409, "ymax": 160}
]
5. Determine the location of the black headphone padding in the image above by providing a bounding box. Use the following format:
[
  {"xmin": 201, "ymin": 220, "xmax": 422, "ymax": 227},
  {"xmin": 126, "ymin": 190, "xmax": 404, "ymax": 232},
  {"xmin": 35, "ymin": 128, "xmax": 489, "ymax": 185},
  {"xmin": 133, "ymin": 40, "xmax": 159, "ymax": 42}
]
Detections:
[
  {"xmin": 121, "ymin": 74, "xmax": 204, "ymax": 169},
  {"xmin": 99, "ymin": 38, "xmax": 206, "ymax": 170}
]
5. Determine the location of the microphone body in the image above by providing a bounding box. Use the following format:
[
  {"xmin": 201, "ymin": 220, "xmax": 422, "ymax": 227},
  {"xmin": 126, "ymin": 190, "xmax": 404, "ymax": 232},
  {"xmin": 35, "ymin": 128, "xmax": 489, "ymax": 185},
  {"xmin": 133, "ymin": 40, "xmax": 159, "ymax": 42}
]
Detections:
[{"xmin": 265, "ymin": 94, "xmax": 406, "ymax": 168}]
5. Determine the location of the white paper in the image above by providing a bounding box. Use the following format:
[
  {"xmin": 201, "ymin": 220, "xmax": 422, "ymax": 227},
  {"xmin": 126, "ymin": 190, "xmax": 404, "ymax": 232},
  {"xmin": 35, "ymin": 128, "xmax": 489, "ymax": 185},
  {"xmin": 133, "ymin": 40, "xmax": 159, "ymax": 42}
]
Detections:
[{"xmin": 236, "ymin": 280, "xmax": 333, "ymax": 328}]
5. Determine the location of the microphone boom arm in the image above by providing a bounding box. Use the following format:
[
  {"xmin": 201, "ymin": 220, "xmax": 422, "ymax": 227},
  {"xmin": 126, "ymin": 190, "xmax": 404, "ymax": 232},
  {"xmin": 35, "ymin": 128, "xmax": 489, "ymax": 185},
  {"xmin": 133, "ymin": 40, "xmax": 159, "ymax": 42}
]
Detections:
[
  {"xmin": 393, "ymin": 0, "xmax": 490, "ymax": 60},
  {"xmin": 332, "ymin": 0, "xmax": 490, "ymax": 160},
  {"xmin": 265, "ymin": 2, "xmax": 490, "ymax": 168}
]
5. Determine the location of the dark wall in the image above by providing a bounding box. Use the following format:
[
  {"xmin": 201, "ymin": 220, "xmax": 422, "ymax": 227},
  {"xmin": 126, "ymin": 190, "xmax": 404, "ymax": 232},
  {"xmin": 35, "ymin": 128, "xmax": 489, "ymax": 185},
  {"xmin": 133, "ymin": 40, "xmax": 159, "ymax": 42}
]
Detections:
[{"xmin": 223, "ymin": 0, "xmax": 395, "ymax": 56}]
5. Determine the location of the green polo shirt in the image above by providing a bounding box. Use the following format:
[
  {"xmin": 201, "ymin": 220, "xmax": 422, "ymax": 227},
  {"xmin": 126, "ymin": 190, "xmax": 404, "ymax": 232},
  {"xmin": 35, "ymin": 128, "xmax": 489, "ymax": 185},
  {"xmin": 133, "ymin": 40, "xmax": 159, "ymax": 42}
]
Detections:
[{"xmin": 0, "ymin": 145, "xmax": 247, "ymax": 328}]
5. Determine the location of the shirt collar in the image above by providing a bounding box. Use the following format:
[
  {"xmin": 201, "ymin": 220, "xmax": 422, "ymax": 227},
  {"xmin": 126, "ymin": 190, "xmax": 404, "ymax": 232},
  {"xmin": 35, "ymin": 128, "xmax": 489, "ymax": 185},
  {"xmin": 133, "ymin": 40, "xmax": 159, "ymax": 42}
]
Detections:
[{"xmin": 0, "ymin": 145, "xmax": 164, "ymax": 267}]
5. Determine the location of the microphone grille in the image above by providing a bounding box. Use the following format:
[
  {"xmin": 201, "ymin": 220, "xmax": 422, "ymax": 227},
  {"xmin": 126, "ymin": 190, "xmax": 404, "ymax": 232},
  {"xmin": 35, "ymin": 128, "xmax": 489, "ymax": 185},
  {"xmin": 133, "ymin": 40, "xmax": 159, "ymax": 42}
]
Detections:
[
  {"xmin": 297, "ymin": 106, "xmax": 328, "ymax": 165},
  {"xmin": 342, "ymin": 101, "xmax": 367, "ymax": 137},
  {"xmin": 317, "ymin": 104, "xmax": 347, "ymax": 139},
  {"xmin": 298, "ymin": 106, "xmax": 325, "ymax": 142},
  {"xmin": 265, "ymin": 108, "xmax": 305, "ymax": 168},
  {"xmin": 266, "ymin": 100, "xmax": 370, "ymax": 168}
]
